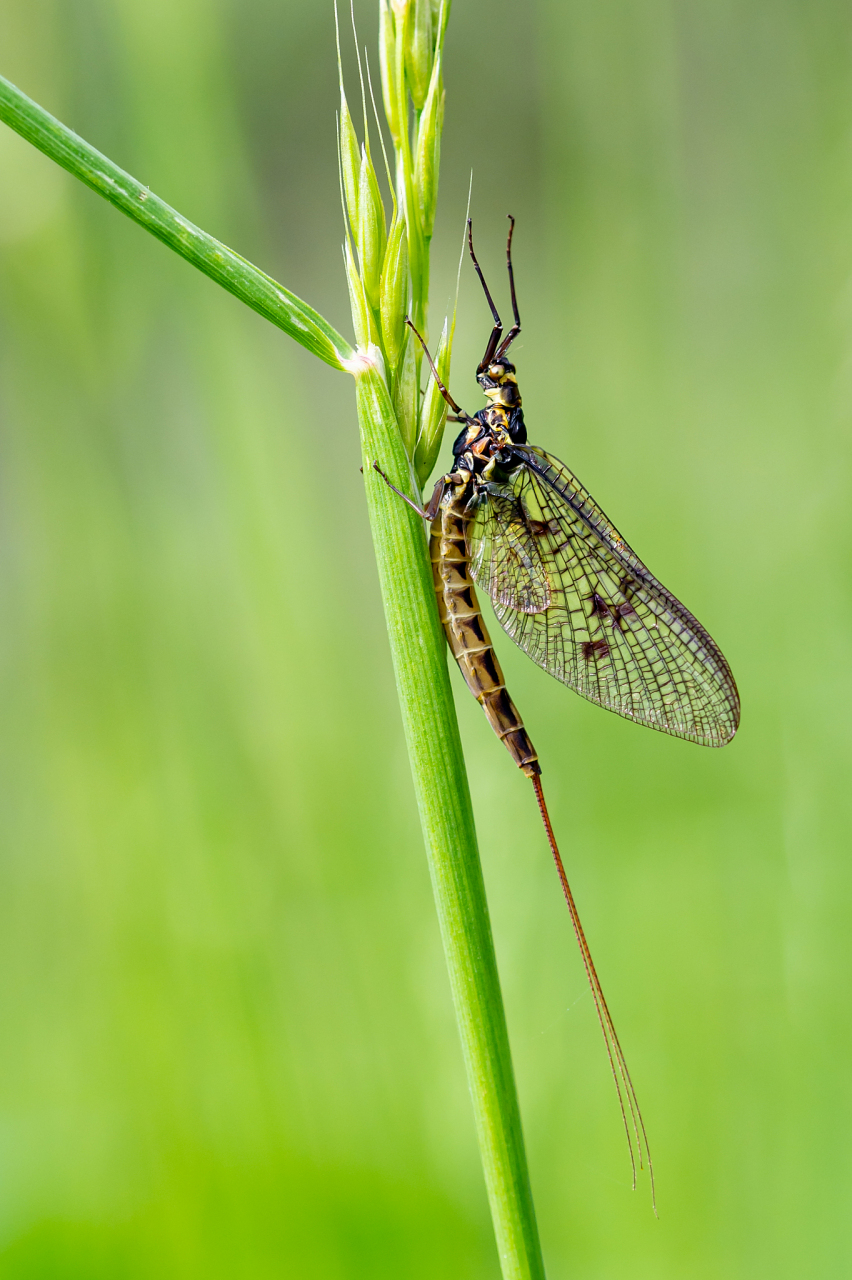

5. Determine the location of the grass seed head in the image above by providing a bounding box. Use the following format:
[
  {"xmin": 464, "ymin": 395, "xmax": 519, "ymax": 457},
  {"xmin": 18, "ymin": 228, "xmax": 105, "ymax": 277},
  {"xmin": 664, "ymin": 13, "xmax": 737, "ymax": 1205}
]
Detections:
[
  {"xmin": 339, "ymin": 90, "xmax": 361, "ymax": 233},
  {"xmin": 393, "ymin": 326, "xmax": 419, "ymax": 457},
  {"xmin": 379, "ymin": 2, "xmax": 403, "ymax": 148},
  {"xmin": 345, "ymin": 237, "xmax": 376, "ymax": 350},
  {"xmin": 357, "ymin": 142, "xmax": 387, "ymax": 309},
  {"xmin": 380, "ymin": 209, "xmax": 409, "ymax": 371},
  {"xmin": 413, "ymin": 55, "xmax": 443, "ymax": 240},
  {"xmin": 404, "ymin": 0, "xmax": 434, "ymax": 111},
  {"xmin": 416, "ymin": 315, "xmax": 452, "ymax": 483}
]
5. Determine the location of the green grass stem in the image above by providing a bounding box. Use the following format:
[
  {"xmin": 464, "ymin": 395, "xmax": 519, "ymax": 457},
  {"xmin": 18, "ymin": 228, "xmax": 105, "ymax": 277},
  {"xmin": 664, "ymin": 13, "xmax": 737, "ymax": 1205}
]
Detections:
[{"xmin": 354, "ymin": 358, "xmax": 545, "ymax": 1279}]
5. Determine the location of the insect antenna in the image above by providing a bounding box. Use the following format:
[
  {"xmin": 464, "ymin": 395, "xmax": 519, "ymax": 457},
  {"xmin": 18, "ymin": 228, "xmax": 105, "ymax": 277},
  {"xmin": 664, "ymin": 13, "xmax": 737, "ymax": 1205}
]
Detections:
[
  {"xmin": 531, "ymin": 772, "xmax": 656, "ymax": 1214},
  {"xmin": 496, "ymin": 215, "xmax": 521, "ymax": 359},
  {"xmin": 467, "ymin": 219, "xmax": 505, "ymax": 374}
]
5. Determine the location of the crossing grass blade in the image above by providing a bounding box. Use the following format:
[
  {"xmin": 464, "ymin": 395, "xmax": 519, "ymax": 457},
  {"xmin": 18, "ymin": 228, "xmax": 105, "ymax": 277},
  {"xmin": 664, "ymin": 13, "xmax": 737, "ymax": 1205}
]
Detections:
[{"xmin": 0, "ymin": 73, "xmax": 353, "ymax": 371}]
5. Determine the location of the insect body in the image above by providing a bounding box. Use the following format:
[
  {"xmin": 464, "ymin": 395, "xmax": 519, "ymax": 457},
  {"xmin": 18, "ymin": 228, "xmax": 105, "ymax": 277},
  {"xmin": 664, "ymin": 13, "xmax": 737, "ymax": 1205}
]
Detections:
[
  {"xmin": 376, "ymin": 219, "xmax": 740, "ymax": 1207},
  {"xmin": 431, "ymin": 473, "xmax": 540, "ymax": 777}
]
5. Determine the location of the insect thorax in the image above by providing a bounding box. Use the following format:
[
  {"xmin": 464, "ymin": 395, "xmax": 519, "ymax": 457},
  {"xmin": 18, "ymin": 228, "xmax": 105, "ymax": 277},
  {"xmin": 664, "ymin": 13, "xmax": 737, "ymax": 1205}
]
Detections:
[{"xmin": 451, "ymin": 405, "xmax": 527, "ymax": 464}]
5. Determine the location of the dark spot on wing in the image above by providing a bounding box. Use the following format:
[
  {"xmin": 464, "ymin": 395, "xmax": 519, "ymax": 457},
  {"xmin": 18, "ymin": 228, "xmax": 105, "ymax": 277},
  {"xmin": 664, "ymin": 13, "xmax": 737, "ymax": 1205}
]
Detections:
[
  {"xmin": 611, "ymin": 601, "xmax": 637, "ymax": 631},
  {"xmin": 527, "ymin": 517, "xmax": 563, "ymax": 539},
  {"xmin": 582, "ymin": 639, "xmax": 610, "ymax": 661}
]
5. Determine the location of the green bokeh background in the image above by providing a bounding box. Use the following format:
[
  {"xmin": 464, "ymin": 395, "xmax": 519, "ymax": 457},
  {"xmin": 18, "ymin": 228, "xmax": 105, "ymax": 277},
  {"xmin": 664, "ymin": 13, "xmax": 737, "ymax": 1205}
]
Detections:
[{"xmin": 1, "ymin": 1, "xmax": 850, "ymax": 1275}]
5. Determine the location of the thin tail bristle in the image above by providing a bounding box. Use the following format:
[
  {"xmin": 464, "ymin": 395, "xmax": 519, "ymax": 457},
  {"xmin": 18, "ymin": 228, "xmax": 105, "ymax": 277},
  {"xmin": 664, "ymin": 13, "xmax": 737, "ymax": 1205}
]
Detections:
[{"xmin": 531, "ymin": 773, "xmax": 656, "ymax": 1215}]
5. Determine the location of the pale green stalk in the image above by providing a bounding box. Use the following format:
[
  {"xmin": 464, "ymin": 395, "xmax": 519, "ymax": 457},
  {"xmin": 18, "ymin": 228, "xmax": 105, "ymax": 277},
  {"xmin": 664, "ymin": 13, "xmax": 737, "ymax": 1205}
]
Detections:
[
  {"xmin": 0, "ymin": 26, "xmax": 547, "ymax": 1274},
  {"xmin": 354, "ymin": 354, "xmax": 545, "ymax": 1278}
]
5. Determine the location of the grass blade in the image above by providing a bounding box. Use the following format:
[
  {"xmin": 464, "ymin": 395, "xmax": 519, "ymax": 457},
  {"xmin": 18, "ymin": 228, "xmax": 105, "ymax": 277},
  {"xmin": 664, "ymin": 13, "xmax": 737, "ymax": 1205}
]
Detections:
[{"xmin": 0, "ymin": 73, "xmax": 353, "ymax": 371}]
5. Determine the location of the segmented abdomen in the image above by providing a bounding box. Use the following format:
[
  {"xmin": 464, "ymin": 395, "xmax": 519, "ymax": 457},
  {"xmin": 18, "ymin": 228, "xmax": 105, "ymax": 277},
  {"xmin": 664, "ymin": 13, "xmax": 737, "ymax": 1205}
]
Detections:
[{"xmin": 431, "ymin": 505, "xmax": 540, "ymax": 777}]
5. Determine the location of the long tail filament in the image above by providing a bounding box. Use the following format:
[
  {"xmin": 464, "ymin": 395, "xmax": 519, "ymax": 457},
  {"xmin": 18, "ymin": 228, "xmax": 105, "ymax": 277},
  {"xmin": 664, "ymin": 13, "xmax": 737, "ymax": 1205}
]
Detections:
[{"xmin": 531, "ymin": 773, "xmax": 656, "ymax": 1214}]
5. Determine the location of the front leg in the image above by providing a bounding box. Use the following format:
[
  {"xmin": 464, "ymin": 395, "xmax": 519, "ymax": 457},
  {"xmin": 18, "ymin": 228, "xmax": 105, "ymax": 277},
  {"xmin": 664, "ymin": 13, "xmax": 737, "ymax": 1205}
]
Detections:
[{"xmin": 372, "ymin": 463, "xmax": 455, "ymax": 521}]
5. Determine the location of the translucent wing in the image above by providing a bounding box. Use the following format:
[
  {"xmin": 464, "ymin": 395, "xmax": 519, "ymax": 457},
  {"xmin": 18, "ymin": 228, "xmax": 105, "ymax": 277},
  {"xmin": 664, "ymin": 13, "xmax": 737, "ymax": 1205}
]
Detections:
[
  {"xmin": 467, "ymin": 488, "xmax": 551, "ymax": 614},
  {"xmin": 466, "ymin": 445, "xmax": 740, "ymax": 746}
]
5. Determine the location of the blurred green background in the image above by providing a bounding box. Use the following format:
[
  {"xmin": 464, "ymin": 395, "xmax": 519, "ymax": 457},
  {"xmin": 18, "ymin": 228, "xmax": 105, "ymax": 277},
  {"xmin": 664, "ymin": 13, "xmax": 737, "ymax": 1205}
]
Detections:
[{"xmin": 1, "ymin": 1, "xmax": 850, "ymax": 1275}]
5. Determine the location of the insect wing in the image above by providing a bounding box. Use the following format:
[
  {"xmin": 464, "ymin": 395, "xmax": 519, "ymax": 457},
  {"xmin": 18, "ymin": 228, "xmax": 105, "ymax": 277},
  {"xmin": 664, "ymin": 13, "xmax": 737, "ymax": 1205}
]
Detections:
[
  {"xmin": 469, "ymin": 445, "xmax": 740, "ymax": 747},
  {"xmin": 467, "ymin": 485, "xmax": 551, "ymax": 614}
]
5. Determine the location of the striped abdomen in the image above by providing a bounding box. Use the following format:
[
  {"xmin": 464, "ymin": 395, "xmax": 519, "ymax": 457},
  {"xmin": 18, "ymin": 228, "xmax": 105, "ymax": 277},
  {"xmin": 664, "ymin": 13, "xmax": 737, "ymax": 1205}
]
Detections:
[{"xmin": 431, "ymin": 504, "xmax": 540, "ymax": 777}]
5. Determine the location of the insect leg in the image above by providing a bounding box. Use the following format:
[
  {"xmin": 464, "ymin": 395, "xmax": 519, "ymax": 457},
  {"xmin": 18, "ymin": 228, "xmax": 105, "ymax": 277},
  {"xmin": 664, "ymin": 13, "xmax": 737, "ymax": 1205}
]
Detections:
[
  {"xmin": 496, "ymin": 215, "xmax": 521, "ymax": 359},
  {"xmin": 467, "ymin": 218, "xmax": 504, "ymax": 374},
  {"xmin": 404, "ymin": 318, "xmax": 476, "ymax": 422},
  {"xmin": 372, "ymin": 463, "xmax": 449, "ymax": 521}
]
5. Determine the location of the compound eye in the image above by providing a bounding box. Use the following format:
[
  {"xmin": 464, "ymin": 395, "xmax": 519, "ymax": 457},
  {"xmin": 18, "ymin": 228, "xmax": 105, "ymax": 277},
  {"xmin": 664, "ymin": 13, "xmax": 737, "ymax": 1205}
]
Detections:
[{"xmin": 488, "ymin": 364, "xmax": 505, "ymax": 380}]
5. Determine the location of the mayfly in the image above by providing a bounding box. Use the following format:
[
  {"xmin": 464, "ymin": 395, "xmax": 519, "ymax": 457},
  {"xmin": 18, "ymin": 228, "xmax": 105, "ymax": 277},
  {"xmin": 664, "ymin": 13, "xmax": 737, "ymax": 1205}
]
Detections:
[{"xmin": 375, "ymin": 218, "xmax": 740, "ymax": 1207}]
